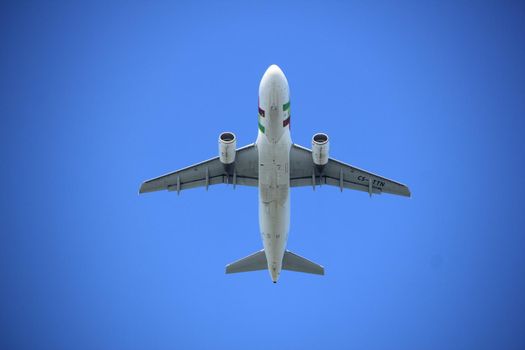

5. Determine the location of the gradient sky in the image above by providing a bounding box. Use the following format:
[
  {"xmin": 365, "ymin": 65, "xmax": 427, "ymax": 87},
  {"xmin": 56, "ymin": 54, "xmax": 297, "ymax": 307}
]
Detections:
[{"xmin": 1, "ymin": 1, "xmax": 525, "ymax": 349}]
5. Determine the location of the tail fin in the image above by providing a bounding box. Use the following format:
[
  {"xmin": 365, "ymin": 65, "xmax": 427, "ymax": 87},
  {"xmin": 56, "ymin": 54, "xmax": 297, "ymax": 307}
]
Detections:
[
  {"xmin": 283, "ymin": 251, "xmax": 324, "ymax": 275},
  {"xmin": 226, "ymin": 249, "xmax": 267, "ymax": 274}
]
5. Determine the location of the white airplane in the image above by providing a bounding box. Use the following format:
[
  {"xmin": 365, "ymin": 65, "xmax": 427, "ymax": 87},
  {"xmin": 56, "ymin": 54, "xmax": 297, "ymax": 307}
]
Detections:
[{"xmin": 139, "ymin": 64, "xmax": 410, "ymax": 283}]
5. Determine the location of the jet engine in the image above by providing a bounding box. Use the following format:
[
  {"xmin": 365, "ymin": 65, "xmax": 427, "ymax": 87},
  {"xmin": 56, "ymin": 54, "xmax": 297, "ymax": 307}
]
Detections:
[
  {"xmin": 219, "ymin": 132, "xmax": 237, "ymax": 165},
  {"xmin": 312, "ymin": 133, "xmax": 329, "ymax": 167}
]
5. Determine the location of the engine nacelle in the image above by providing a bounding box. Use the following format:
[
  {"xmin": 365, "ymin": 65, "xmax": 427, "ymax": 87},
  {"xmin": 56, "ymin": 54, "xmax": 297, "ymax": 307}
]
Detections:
[
  {"xmin": 312, "ymin": 133, "xmax": 329, "ymax": 166},
  {"xmin": 219, "ymin": 132, "xmax": 237, "ymax": 165}
]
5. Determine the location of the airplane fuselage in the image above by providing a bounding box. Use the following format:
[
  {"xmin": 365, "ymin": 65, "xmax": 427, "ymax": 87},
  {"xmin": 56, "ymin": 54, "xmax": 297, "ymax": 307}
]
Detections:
[{"xmin": 256, "ymin": 65, "xmax": 292, "ymax": 282}]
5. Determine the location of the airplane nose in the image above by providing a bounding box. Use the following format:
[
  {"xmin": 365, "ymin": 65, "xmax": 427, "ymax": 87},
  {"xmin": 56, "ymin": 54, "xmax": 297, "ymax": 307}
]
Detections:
[
  {"xmin": 262, "ymin": 64, "xmax": 286, "ymax": 85},
  {"xmin": 266, "ymin": 64, "xmax": 284, "ymax": 76}
]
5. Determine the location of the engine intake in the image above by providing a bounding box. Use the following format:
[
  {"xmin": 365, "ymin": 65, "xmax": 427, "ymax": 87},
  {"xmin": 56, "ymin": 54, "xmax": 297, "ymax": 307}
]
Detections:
[
  {"xmin": 219, "ymin": 132, "xmax": 237, "ymax": 165},
  {"xmin": 312, "ymin": 133, "xmax": 329, "ymax": 166}
]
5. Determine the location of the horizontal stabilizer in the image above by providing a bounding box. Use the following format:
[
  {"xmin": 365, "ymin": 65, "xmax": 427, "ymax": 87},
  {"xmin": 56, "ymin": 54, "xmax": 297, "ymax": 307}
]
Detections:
[
  {"xmin": 282, "ymin": 250, "xmax": 324, "ymax": 275},
  {"xmin": 226, "ymin": 249, "xmax": 267, "ymax": 274}
]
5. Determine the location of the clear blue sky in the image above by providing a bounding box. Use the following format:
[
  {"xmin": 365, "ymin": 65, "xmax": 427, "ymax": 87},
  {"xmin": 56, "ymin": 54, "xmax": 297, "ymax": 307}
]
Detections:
[{"xmin": 1, "ymin": 1, "xmax": 524, "ymax": 349}]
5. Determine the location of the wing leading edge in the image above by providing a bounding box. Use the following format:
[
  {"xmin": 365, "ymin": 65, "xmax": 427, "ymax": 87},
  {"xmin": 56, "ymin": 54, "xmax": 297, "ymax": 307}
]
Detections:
[{"xmin": 290, "ymin": 144, "xmax": 410, "ymax": 197}]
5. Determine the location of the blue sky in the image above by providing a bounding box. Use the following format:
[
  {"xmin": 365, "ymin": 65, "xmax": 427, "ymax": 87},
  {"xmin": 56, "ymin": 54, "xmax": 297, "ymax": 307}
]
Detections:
[{"xmin": 1, "ymin": 1, "xmax": 524, "ymax": 349}]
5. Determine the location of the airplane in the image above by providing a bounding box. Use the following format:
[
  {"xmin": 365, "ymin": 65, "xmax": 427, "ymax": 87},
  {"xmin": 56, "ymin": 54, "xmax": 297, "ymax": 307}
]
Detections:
[{"xmin": 139, "ymin": 64, "xmax": 410, "ymax": 283}]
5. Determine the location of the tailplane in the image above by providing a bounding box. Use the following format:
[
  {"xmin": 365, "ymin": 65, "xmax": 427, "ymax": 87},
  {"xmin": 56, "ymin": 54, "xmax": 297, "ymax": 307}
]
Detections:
[
  {"xmin": 225, "ymin": 249, "xmax": 324, "ymax": 276},
  {"xmin": 226, "ymin": 249, "xmax": 267, "ymax": 274},
  {"xmin": 282, "ymin": 251, "xmax": 324, "ymax": 275}
]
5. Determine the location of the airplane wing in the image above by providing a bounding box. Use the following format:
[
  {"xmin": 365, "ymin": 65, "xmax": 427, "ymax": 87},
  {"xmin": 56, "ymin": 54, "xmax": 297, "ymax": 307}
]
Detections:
[
  {"xmin": 139, "ymin": 144, "xmax": 258, "ymax": 194},
  {"xmin": 289, "ymin": 144, "xmax": 410, "ymax": 197}
]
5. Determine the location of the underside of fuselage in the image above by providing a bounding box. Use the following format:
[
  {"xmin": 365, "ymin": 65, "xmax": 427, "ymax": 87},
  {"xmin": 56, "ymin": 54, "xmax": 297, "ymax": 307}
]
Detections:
[{"xmin": 257, "ymin": 64, "xmax": 292, "ymax": 282}]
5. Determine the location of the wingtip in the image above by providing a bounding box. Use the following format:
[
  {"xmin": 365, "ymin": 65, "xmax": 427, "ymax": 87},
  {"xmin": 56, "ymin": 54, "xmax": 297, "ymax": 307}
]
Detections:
[{"xmin": 138, "ymin": 183, "xmax": 147, "ymax": 195}]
